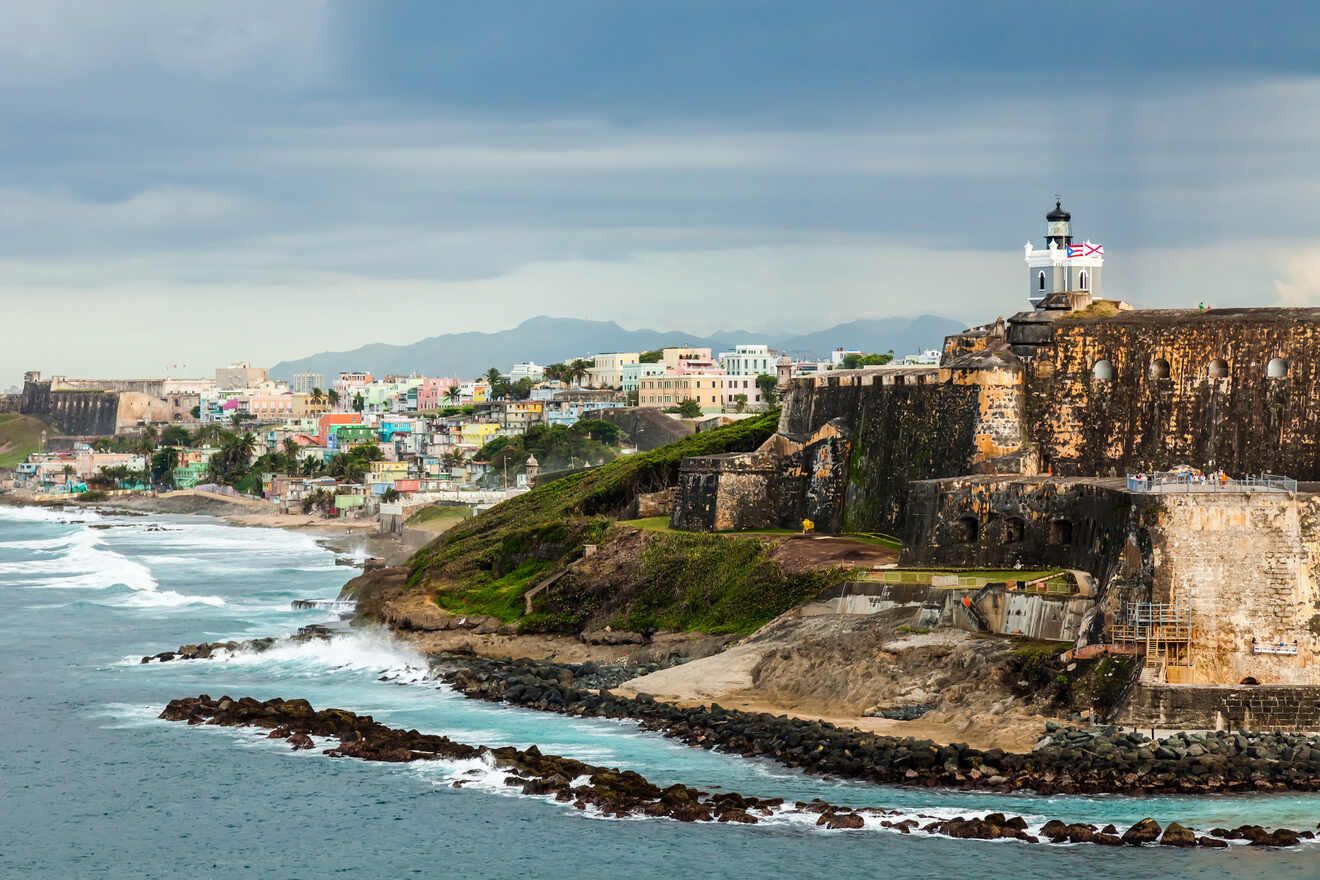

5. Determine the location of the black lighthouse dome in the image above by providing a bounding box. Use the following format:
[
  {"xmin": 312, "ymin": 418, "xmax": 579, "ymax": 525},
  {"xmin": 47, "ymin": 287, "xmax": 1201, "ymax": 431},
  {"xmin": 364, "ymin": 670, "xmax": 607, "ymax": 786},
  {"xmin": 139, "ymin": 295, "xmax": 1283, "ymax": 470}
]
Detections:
[{"xmin": 1045, "ymin": 200, "xmax": 1072, "ymax": 248}]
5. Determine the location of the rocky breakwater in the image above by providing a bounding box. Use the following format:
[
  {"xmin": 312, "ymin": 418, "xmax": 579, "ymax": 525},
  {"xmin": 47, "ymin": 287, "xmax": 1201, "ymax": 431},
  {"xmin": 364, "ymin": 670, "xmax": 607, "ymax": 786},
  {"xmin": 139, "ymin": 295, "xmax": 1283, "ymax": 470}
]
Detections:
[
  {"xmin": 158, "ymin": 695, "xmax": 1311, "ymax": 848},
  {"xmin": 436, "ymin": 655, "xmax": 1320, "ymax": 796},
  {"xmin": 139, "ymin": 625, "xmax": 335, "ymax": 664}
]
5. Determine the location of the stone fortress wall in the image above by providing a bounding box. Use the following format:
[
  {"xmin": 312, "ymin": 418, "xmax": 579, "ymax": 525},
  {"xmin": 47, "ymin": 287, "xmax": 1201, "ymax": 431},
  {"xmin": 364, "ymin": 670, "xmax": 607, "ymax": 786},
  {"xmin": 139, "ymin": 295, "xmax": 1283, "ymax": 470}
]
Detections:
[{"xmin": 1027, "ymin": 308, "xmax": 1320, "ymax": 478}]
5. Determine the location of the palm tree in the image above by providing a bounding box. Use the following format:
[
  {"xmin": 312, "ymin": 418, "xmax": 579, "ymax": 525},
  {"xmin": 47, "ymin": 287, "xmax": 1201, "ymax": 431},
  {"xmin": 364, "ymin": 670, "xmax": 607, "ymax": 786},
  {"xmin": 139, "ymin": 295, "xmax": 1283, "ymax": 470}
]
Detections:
[
  {"xmin": 282, "ymin": 437, "xmax": 300, "ymax": 469},
  {"xmin": 485, "ymin": 367, "xmax": 502, "ymax": 386},
  {"xmin": 445, "ymin": 385, "xmax": 461, "ymax": 404},
  {"xmin": 310, "ymin": 387, "xmax": 324, "ymax": 406},
  {"xmin": 235, "ymin": 432, "xmax": 257, "ymax": 465},
  {"xmin": 327, "ymin": 388, "xmax": 340, "ymax": 409},
  {"xmin": 569, "ymin": 358, "xmax": 592, "ymax": 386}
]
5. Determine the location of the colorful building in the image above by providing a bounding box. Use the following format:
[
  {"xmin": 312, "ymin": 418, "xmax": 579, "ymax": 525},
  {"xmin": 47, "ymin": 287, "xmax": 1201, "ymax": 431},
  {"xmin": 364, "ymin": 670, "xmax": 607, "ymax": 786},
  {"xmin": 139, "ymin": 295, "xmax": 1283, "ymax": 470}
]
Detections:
[{"xmin": 318, "ymin": 413, "xmax": 363, "ymax": 447}]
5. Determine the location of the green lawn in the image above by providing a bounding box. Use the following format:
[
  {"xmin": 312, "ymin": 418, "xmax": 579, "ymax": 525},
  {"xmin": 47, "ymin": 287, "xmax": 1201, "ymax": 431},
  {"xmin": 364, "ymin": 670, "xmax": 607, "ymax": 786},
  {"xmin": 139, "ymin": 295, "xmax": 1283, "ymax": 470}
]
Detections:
[
  {"xmin": 405, "ymin": 504, "xmax": 472, "ymax": 531},
  {"xmin": 0, "ymin": 414, "xmax": 46, "ymax": 468}
]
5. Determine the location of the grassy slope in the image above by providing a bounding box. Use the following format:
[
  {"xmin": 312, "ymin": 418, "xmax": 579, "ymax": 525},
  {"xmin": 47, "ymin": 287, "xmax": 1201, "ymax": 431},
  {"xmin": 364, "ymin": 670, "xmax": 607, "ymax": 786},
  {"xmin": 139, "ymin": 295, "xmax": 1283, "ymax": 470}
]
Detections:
[
  {"xmin": 0, "ymin": 414, "xmax": 46, "ymax": 468},
  {"xmin": 407, "ymin": 411, "xmax": 782, "ymax": 628},
  {"xmin": 524, "ymin": 526, "xmax": 849, "ymax": 636}
]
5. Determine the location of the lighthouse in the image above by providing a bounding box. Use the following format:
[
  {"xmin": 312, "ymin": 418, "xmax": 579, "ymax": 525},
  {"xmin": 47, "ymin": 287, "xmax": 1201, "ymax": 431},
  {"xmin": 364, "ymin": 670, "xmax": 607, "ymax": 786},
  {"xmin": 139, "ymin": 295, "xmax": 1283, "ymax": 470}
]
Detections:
[{"xmin": 1024, "ymin": 201, "xmax": 1103, "ymax": 308}]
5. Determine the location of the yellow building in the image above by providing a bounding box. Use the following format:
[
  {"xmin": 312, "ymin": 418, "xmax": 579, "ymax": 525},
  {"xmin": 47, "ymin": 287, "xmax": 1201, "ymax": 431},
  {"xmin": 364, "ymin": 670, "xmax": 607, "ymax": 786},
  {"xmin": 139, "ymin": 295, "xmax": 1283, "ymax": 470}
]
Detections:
[
  {"xmin": 459, "ymin": 422, "xmax": 501, "ymax": 449},
  {"xmin": 638, "ymin": 374, "xmax": 727, "ymax": 411},
  {"xmin": 368, "ymin": 460, "xmax": 410, "ymax": 481}
]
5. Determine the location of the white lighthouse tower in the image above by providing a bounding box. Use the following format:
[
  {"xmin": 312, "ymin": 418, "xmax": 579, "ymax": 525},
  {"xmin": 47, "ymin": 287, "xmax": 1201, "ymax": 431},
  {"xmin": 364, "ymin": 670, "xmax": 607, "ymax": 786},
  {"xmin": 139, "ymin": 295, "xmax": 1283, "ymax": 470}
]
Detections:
[{"xmin": 1024, "ymin": 201, "xmax": 1103, "ymax": 308}]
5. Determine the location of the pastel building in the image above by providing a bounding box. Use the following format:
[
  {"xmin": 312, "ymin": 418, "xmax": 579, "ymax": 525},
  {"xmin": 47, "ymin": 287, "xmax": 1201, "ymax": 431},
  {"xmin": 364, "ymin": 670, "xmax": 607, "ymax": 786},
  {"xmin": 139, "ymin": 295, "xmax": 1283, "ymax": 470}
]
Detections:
[
  {"xmin": 637, "ymin": 374, "xmax": 727, "ymax": 411},
  {"xmin": 318, "ymin": 413, "xmax": 362, "ymax": 447},
  {"xmin": 459, "ymin": 422, "xmax": 501, "ymax": 450},
  {"xmin": 661, "ymin": 347, "xmax": 714, "ymax": 372},
  {"xmin": 418, "ymin": 377, "xmax": 464, "ymax": 410},
  {"xmin": 718, "ymin": 344, "xmax": 774, "ymax": 377},
  {"xmin": 586, "ymin": 352, "xmax": 639, "ymax": 388},
  {"xmin": 621, "ymin": 362, "xmax": 667, "ymax": 395}
]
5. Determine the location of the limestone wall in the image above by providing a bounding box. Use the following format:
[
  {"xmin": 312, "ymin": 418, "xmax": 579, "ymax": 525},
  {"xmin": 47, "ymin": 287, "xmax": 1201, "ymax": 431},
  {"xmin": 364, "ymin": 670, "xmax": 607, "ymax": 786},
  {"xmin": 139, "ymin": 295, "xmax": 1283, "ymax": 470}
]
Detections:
[
  {"xmin": 1029, "ymin": 309, "xmax": 1320, "ymax": 477},
  {"xmin": 1148, "ymin": 493, "xmax": 1320, "ymax": 686}
]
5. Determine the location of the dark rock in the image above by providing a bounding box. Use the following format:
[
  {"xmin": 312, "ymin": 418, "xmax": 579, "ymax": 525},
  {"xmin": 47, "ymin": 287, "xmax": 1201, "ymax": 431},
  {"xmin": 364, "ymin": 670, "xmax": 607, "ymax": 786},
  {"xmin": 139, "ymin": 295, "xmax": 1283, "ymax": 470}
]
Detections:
[
  {"xmin": 1122, "ymin": 818, "xmax": 1161, "ymax": 845},
  {"xmin": 1159, "ymin": 822, "xmax": 1196, "ymax": 847}
]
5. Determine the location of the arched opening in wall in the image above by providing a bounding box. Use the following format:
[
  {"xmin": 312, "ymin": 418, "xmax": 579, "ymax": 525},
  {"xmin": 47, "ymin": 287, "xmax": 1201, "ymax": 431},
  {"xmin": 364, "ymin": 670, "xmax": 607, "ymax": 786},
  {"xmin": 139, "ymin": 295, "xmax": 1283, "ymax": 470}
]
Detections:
[
  {"xmin": 1038, "ymin": 271, "xmax": 1046, "ymax": 291},
  {"xmin": 893, "ymin": 376, "xmax": 905, "ymax": 386},
  {"xmin": 1079, "ymin": 270, "xmax": 1089, "ymax": 289},
  {"xmin": 956, "ymin": 516, "xmax": 979, "ymax": 543},
  {"xmin": 1240, "ymin": 676, "xmax": 1259, "ymax": 686},
  {"xmin": 1267, "ymin": 357, "xmax": 1289, "ymax": 378},
  {"xmin": 1092, "ymin": 359, "xmax": 1115, "ymax": 380},
  {"xmin": 1150, "ymin": 359, "xmax": 1170, "ymax": 379},
  {"xmin": 1207, "ymin": 358, "xmax": 1229, "ymax": 379},
  {"xmin": 1005, "ymin": 516, "xmax": 1025, "ymax": 543},
  {"xmin": 1049, "ymin": 519, "xmax": 1073, "ymax": 546}
]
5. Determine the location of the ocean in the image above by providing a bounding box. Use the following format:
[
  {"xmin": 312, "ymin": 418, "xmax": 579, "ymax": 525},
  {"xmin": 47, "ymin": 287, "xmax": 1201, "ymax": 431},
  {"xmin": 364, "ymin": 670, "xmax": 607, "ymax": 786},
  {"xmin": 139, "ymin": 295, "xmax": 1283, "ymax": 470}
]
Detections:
[{"xmin": 0, "ymin": 504, "xmax": 1316, "ymax": 879}]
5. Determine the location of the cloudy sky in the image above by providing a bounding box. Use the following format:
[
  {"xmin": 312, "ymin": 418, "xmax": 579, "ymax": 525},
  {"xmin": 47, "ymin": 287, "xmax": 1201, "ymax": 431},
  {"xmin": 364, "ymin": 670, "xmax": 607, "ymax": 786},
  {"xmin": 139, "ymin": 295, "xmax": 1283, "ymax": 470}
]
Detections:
[{"xmin": 3, "ymin": 1, "xmax": 1320, "ymax": 386}]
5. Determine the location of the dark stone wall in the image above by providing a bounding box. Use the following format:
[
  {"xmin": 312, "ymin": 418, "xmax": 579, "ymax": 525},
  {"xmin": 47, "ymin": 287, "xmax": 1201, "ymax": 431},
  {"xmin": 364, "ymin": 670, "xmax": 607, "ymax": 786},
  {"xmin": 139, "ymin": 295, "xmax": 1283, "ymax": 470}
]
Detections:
[
  {"xmin": 838, "ymin": 384, "xmax": 981, "ymax": 535},
  {"xmin": 1121, "ymin": 683, "xmax": 1320, "ymax": 732},
  {"xmin": 899, "ymin": 477, "xmax": 1141, "ymax": 582},
  {"xmin": 20, "ymin": 381, "xmax": 119, "ymax": 436},
  {"xmin": 1030, "ymin": 309, "xmax": 1320, "ymax": 478},
  {"xmin": 772, "ymin": 432, "xmax": 852, "ymax": 532}
]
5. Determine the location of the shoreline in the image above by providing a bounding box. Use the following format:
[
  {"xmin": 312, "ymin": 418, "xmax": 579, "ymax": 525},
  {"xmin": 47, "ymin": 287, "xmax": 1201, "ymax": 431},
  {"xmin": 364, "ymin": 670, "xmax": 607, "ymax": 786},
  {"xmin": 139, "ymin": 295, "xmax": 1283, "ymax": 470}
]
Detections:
[{"xmin": 158, "ymin": 693, "xmax": 1315, "ymax": 849}]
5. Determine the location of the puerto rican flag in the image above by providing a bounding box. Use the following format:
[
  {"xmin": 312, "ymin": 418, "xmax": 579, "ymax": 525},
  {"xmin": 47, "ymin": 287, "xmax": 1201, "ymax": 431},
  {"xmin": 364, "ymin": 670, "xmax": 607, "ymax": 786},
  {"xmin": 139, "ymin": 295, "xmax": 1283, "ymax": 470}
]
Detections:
[{"xmin": 1067, "ymin": 242, "xmax": 1103, "ymax": 258}]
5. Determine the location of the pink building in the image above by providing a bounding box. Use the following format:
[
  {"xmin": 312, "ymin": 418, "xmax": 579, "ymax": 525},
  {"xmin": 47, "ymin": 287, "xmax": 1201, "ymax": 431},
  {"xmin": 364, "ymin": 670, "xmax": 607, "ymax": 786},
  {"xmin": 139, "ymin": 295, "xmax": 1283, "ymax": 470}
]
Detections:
[{"xmin": 418, "ymin": 377, "xmax": 464, "ymax": 410}]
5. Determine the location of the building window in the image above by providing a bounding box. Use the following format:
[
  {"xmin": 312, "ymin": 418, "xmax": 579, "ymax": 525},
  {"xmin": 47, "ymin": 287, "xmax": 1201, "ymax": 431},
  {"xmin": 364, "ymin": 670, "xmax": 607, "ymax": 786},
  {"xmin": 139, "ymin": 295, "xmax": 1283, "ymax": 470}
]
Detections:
[
  {"xmin": 1050, "ymin": 519, "xmax": 1074, "ymax": 546},
  {"xmin": 1267, "ymin": 357, "xmax": 1289, "ymax": 378},
  {"xmin": 1004, "ymin": 516, "xmax": 1025, "ymax": 543},
  {"xmin": 956, "ymin": 516, "xmax": 979, "ymax": 543},
  {"xmin": 1150, "ymin": 359, "xmax": 1170, "ymax": 379},
  {"xmin": 1207, "ymin": 358, "xmax": 1229, "ymax": 379},
  {"xmin": 1038, "ymin": 271, "xmax": 1045, "ymax": 291},
  {"xmin": 1078, "ymin": 270, "xmax": 1088, "ymax": 289},
  {"xmin": 1092, "ymin": 359, "xmax": 1114, "ymax": 380}
]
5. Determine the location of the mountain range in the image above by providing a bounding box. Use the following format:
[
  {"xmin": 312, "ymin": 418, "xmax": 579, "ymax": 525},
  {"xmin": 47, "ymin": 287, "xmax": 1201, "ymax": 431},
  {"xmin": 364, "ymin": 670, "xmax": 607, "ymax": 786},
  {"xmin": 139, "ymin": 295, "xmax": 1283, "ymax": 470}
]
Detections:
[{"xmin": 270, "ymin": 315, "xmax": 965, "ymax": 381}]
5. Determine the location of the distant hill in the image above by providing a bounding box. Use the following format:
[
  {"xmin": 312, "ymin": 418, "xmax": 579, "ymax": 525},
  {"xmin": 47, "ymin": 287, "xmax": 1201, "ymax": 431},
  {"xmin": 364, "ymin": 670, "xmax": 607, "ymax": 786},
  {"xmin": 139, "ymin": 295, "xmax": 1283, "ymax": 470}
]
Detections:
[{"xmin": 270, "ymin": 314, "xmax": 965, "ymax": 381}]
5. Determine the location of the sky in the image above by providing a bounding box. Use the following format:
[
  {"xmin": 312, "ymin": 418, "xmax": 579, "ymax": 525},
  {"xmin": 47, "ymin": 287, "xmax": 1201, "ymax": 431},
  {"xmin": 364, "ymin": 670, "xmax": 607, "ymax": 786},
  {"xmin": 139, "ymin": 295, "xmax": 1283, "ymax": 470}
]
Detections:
[{"xmin": 3, "ymin": 0, "xmax": 1320, "ymax": 386}]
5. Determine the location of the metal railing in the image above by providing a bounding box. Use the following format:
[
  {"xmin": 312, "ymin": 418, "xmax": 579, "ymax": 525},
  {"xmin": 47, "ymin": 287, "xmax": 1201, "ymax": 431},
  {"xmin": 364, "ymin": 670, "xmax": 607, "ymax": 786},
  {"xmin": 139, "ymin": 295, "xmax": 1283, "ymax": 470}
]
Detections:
[{"xmin": 1126, "ymin": 472, "xmax": 1297, "ymax": 494}]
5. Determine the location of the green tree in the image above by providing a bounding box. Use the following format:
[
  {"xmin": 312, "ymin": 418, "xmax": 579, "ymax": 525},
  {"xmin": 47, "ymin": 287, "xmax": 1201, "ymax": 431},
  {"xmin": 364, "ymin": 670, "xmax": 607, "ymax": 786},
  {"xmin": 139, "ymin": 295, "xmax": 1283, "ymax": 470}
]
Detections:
[
  {"xmin": 381, "ymin": 487, "xmax": 401, "ymax": 503},
  {"xmin": 150, "ymin": 447, "xmax": 180, "ymax": 488},
  {"xmin": 190, "ymin": 405, "xmax": 201, "ymax": 419},
  {"xmin": 733, "ymin": 393, "xmax": 748, "ymax": 413},
  {"xmin": 568, "ymin": 358, "xmax": 592, "ymax": 386},
  {"xmin": 310, "ymin": 387, "xmax": 324, "ymax": 405},
  {"xmin": 445, "ymin": 385, "xmax": 461, "ymax": 404},
  {"xmin": 161, "ymin": 425, "xmax": 191, "ymax": 446},
  {"xmin": 677, "ymin": 398, "xmax": 703, "ymax": 419},
  {"xmin": 755, "ymin": 373, "xmax": 778, "ymax": 406},
  {"xmin": 352, "ymin": 393, "xmax": 365, "ymax": 413},
  {"xmin": 485, "ymin": 367, "xmax": 502, "ymax": 386},
  {"xmin": 638, "ymin": 349, "xmax": 663, "ymax": 364}
]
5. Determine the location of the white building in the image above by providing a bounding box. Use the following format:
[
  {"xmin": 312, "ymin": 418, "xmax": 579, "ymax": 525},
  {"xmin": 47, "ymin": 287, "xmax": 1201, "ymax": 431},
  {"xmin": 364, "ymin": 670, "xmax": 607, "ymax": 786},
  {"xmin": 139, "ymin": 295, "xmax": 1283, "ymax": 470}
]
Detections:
[
  {"xmin": 718, "ymin": 344, "xmax": 774, "ymax": 377},
  {"xmin": 830, "ymin": 348, "xmax": 861, "ymax": 368},
  {"xmin": 510, "ymin": 362, "xmax": 545, "ymax": 382},
  {"xmin": 291, "ymin": 372, "xmax": 324, "ymax": 394},
  {"xmin": 1025, "ymin": 200, "xmax": 1103, "ymax": 308},
  {"xmin": 902, "ymin": 349, "xmax": 942, "ymax": 365}
]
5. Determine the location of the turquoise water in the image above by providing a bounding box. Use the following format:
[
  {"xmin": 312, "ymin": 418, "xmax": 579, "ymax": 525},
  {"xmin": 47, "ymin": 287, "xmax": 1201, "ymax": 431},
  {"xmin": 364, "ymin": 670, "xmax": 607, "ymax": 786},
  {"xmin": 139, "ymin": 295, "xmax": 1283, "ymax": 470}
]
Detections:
[{"xmin": 0, "ymin": 505, "xmax": 1316, "ymax": 879}]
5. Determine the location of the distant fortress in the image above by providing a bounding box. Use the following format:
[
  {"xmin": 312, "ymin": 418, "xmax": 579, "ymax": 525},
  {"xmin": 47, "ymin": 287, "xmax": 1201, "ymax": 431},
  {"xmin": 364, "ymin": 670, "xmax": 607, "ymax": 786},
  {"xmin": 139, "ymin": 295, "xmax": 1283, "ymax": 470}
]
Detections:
[{"xmin": 670, "ymin": 202, "xmax": 1320, "ymax": 713}]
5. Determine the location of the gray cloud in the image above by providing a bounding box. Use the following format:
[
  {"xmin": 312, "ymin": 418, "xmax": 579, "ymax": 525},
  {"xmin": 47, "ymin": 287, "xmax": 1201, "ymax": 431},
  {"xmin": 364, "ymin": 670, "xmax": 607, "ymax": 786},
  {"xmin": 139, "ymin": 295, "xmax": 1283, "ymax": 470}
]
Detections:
[{"xmin": 1, "ymin": 3, "xmax": 1319, "ymax": 385}]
